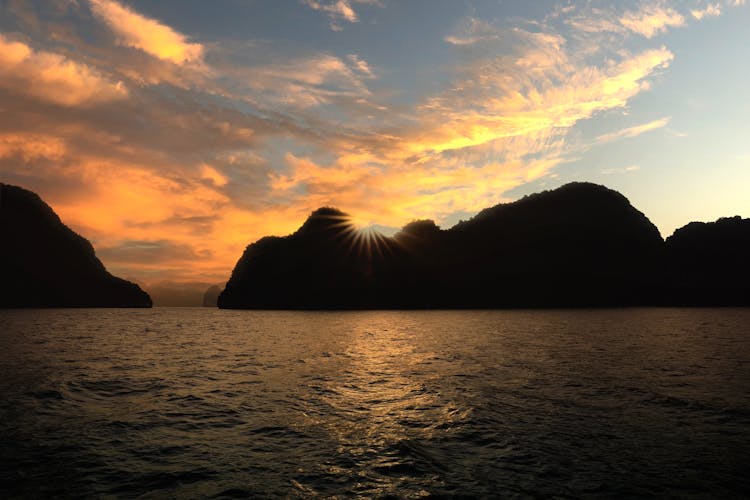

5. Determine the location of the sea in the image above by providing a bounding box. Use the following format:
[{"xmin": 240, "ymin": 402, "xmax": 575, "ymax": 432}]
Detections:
[{"xmin": 0, "ymin": 308, "xmax": 748, "ymax": 498}]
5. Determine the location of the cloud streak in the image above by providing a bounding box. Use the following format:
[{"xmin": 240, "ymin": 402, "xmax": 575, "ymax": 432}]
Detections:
[
  {"xmin": 620, "ymin": 5, "xmax": 685, "ymax": 38},
  {"xmin": 301, "ymin": 0, "xmax": 382, "ymax": 30},
  {"xmin": 89, "ymin": 0, "xmax": 204, "ymax": 65},
  {"xmin": 596, "ymin": 117, "xmax": 671, "ymax": 143},
  {"xmin": 302, "ymin": 0, "xmax": 358, "ymax": 23}
]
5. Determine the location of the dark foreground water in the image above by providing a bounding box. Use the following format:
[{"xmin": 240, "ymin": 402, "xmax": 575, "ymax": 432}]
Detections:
[{"xmin": 0, "ymin": 308, "xmax": 748, "ymax": 498}]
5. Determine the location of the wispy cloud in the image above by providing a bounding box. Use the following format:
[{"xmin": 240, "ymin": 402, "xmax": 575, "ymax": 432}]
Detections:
[
  {"xmin": 222, "ymin": 52, "xmax": 376, "ymax": 108},
  {"xmin": 596, "ymin": 117, "xmax": 671, "ymax": 143},
  {"xmin": 564, "ymin": 3, "xmax": 689, "ymax": 40},
  {"xmin": 200, "ymin": 164, "xmax": 229, "ymax": 187},
  {"xmin": 691, "ymin": 4, "xmax": 722, "ymax": 19},
  {"xmin": 268, "ymin": 28, "xmax": 675, "ymax": 224},
  {"xmin": 619, "ymin": 5, "xmax": 685, "ymax": 38},
  {"xmin": 601, "ymin": 165, "xmax": 641, "ymax": 175},
  {"xmin": 0, "ymin": 33, "xmax": 128, "ymax": 106},
  {"xmin": 0, "ymin": 133, "xmax": 66, "ymax": 162},
  {"xmin": 347, "ymin": 54, "xmax": 375, "ymax": 77},
  {"xmin": 301, "ymin": 0, "xmax": 380, "ymax": 30},
  {"xmin": 444, "ymin": 17, "xmax": 501, "ymax": 45},
  {"xmin": 88, "ymin": 0, "xmax": 204, "ymax": 65},
  {"xmin": 303, "ymin": 0, "xmax": 358, "ymax": 22}
]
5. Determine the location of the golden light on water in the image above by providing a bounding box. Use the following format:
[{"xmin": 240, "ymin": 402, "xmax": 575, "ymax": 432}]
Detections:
[{"xmin": 296, "ymin": 313, "xmax": 470, "ymax": 488}]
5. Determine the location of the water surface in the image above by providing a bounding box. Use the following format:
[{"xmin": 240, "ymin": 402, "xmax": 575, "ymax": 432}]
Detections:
[{"xmin": 0, "ymin": 308, "xmax": 748, "ymax": 497}]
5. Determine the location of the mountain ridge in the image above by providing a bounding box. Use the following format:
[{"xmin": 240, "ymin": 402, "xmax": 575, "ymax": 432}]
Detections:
[
  {"xmin": 0, "ymin": 183, "xmax": 152, "ymax": 308},
  {"xmin": 220, "ymin": 182, "xmax": 746, "ymax": 309}
]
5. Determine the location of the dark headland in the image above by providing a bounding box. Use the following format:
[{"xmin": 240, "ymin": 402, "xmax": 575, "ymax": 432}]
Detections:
[
  {"xmin": 219, "ymin": 182, "xmax": 750, "ymax": 309},
  {"xmin": 0, "ymin": 183, "xmax": 152, "ymax": 308}
]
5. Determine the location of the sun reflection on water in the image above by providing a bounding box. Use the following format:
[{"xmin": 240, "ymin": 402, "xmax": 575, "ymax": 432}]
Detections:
[{"xmin": 297, "ymin": 313, "xmax": 471, "ymax": 494}]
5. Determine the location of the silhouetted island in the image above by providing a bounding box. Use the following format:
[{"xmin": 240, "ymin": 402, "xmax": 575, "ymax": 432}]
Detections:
[
  {"xmin": 219, "ymin": 182, "xmax": 749, "ymax": 309},
  {"xmin": 0, "ymin": 183, "xmax": 152, "ymax": 308},
  {"xmin": 202, "ymin": 285, "xmax": 222, "ymax": 307},
  {"xmin": 664, "ymin": 216, "xmax": 750, "ymax": 306}
]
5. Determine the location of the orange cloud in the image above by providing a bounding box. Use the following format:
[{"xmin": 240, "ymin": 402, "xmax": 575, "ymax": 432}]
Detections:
[
  {"xmin": 0, "ymin": 34, "xmax": 128, "ymax": 106},
  {"xmin": 0, "ymin": 133, "xmax": 67, "ymax": 162},
  {"xmin": 89, "ymin": 0, "xmax": 204, "ymax": 65},
  {"xmin": 47, "ymin": 159, "xmax": 231, "ymax": 282},
  {"xmin": 404, "ymin": 47, "xmax": 673, "ymax": 156},
  {"xmin": 200, "ymin": 164, "xmax": 229, "ymax": 187},
  {"xmin": 268, "ymin": 149, "xmax": 565, "ymax": 230},
  {"xmin": 262, "ymin": 35, "xmax": 674, "ymax": 232}
]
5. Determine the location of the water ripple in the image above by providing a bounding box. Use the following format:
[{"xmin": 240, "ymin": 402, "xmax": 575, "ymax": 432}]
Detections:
[{"xmin": 0, "ymin": 308, "xmax": 749, "ymax": 497}]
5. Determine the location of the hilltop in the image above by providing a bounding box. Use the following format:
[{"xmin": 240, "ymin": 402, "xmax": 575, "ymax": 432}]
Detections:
[
  {"xmin": 0, "ymin": 183, "xmax": 152, "ymax": 308},
  {"xmin": 220, "ymin": 182, "xmax": 722, "ymax": 309}
]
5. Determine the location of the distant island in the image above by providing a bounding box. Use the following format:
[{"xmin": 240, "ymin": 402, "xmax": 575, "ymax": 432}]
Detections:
[
  {"xmin": 203, "ymin": 285, "xmax": 222, "ymax": 307},
  {"xmin": 219, "ymin": 182, "xmax": 749, "ymax": 309},
  {"xmin": 0, "ymin": 183, "xmax": 151, "ymax": 308}
]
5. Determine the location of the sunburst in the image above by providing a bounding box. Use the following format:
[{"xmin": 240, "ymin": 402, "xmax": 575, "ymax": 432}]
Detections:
[
  {"xmin": 345, "ymin": 222, "xmax": 394, "ymax": 263},
  {"xmin": 314, "ymin": 212, "xmax": 394, "ymax": 262}
]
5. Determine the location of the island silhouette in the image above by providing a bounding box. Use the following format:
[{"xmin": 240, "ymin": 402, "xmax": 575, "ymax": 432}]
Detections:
[
  {"xmin": 219, "ymin": 182, "xmax": 749, "ymax": 309},
  {"xmin": 664, "ymin": 216, "xmax": 750, "ymax": 306},
  {"xmin": 2, "ymin": 181, "xmax": 747, "ymax": 309},
  {"xmin": 202, "ymin": 284, "xmax": 222, "ymax": 307},
  {"xmin": 0, "ymin": 183, "xmax": 151, "ymax": 308}
]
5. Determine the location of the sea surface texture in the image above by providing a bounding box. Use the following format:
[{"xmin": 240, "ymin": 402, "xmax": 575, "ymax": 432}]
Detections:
[{"xmin": 0, "ymin": 308, "xmax": 748, "ymax": 498}]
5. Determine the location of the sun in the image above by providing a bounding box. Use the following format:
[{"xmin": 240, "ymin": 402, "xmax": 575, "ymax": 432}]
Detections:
[
  {"xmin": 337, "ymin": 216, "xmax": 393, "ymax": 262},
  {"xmin": 310, "ymin": 211, "xmax": 396, "ymax": 262}
]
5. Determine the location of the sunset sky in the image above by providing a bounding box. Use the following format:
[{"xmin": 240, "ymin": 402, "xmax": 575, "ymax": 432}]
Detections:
[{"xmin": 1, "ymin": 0, "xmax": 749, "ymax": 295}]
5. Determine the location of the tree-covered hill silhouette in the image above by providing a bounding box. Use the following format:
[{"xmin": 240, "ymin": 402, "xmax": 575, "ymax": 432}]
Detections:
[
  {"xmin": 664, "ymin": 216, "xmax": 750, "ymax": 306},
  {"xmin": 219, "ymin": 182, "xmax": 750, "ymax": 309},
  {"xmin": 4, "ymin": 180, "xmax": 745, "ymax": 309},
  {"xmin": 0, "ymin": 183, "xmax": 152, "ymax": 308}
]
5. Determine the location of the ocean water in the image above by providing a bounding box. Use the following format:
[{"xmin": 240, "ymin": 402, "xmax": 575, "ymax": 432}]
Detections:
[{"xmin": 0, "ymin": 308, "xmax": 748, "ymax": 498}]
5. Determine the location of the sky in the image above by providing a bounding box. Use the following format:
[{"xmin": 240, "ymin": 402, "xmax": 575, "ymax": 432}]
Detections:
[{"xmin": 1, "ymin": 0, "xmax": 749, "ymax": 296}]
